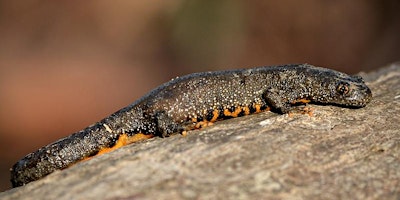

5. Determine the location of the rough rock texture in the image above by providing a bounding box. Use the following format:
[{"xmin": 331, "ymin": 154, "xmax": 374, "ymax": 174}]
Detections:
[{"xmin": 1, "ymin": 63, "xmax": 399, "ymax": 200}]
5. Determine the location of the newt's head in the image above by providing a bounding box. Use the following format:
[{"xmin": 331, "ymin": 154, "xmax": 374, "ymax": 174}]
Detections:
[
  {"xmin": 331, "ymin": 75, "xmax": 372, "ymax": 107},
  {"xmin": 308, "ymin": 67, "xmax": 372, "ymax": 107},
  {"xmin": 309, "ymin": 68, "xmax": 372, "ymax": 108}
]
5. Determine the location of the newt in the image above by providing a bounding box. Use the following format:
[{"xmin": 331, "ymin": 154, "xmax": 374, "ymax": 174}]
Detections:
[{"xmin": 10, "ymin": 64, "xmax": 372, "ymax": 187}]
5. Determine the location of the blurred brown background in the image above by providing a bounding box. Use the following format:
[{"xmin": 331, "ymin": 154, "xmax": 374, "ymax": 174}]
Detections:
[{"xmin": 0, "ymin": 1, "xmax": 399, "ymax": 191}]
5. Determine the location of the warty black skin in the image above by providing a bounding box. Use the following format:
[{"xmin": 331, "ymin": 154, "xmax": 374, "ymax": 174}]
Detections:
[{"xmin": 10, "ymin": 64, "xmax": 372, "ymax": 187}]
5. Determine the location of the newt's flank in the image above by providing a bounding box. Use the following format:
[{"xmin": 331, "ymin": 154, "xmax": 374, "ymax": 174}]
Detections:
[{"xmin": 10, "ymin": 64, "xmax": 372, "ymax": 187}]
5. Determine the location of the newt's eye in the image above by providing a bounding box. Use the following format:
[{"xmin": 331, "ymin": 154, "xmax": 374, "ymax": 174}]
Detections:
[{"xmin": 336, "ymin": 82, "xmax": 350, "ymax": 95}]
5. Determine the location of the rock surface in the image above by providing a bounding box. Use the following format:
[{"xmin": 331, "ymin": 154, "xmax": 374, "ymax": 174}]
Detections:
[{"xmin": 1, "ymin": 63, "xmax": 399, "ymax": 200}]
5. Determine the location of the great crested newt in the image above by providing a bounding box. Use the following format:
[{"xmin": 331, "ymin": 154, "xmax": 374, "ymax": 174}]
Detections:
[{"xmin": 10, "ymin": 64, "xmax": 372, "ymax": 187}]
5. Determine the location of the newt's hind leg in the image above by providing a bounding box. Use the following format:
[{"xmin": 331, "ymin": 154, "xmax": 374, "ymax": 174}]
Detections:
[{"xmin": 154, "ymin": 111, "xmax": 184, "ymax": 138}]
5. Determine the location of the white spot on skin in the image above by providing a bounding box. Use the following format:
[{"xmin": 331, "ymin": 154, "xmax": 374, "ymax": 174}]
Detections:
[{"xmin": 103, "ymin": 124, "xmax": 113, "ymax": 133}]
